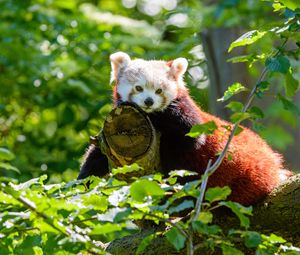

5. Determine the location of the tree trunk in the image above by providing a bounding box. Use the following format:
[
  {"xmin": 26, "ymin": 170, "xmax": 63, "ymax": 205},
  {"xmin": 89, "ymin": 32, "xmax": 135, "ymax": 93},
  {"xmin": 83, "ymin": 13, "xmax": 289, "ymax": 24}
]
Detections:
[
  {"xmin": 106, "ymin": 174, "xmax": 300, "ymax": 255},
  {"xmin": 201, "ymin": 27, "xmax": 252, "ymax": 119}
]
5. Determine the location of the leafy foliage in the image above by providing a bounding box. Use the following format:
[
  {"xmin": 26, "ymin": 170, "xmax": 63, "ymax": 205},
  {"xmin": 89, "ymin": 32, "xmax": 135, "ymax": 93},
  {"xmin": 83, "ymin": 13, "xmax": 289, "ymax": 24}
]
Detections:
[
  {"xmin": 223, "ymin": 0, "xmax": 300, "ymax": 154},
  {"xmin": 166, "ymin": 227, "xmax": 187, "ymax": 251},
  {"xmin": 228, "ymin": 30, "xmax": 267, "ymax": 52},
  {"xmin": 1, "ymin": 0, "xmax": 300, "ymax": 254},
  {"xmin": 186, "ymin": 121, "xmax": 218, "ymax": 138},
  {"xmin": 0, "ymin": 0, "xmax": 207, "ymax": 181},
  {"xmin": 265, "ymin": 56, "xmax": 291, "ymax": 74},
  {"xmin": 217, "ymin": 83, "xmax": 247, "ymax": 102},
  {"xmin": 1, "ymin": 164, "xmax": 299, "ymax": 255}
]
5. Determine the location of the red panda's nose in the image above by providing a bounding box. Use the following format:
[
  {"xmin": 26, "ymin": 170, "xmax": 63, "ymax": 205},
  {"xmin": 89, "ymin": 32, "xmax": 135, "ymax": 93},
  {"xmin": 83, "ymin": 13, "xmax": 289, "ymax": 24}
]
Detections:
[{"xmin": 144, "ymin": 97, "xmax": 154, "ymax": 107}]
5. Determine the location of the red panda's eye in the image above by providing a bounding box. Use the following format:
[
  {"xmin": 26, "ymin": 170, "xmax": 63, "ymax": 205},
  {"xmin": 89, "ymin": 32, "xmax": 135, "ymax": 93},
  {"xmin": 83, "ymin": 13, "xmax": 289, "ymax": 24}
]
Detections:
[
  {"xmin": 135, "ymin": 86, "xmax": 143, "ymax": 92},
  {"xmin": 155, "ymin": 88, "xmax": 162, "ymax": 94}
]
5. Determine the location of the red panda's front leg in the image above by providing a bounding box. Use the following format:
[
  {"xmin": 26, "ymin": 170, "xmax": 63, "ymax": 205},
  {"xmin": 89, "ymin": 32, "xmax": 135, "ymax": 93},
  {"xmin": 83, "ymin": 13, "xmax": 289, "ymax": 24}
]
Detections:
[
  {"xmin": 78, "ymin": 144, "xmax": 109, "ymax": 180},
  {"xmin": 148, "ymin": 97, "xmax": 208, "ymax": 177}
]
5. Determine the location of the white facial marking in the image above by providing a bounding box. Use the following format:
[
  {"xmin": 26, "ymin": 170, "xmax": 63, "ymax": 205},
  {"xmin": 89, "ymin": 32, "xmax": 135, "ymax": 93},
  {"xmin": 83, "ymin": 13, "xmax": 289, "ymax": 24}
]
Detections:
[
  {"xmin": 117, "ymin": 81, "xmax": 132, "ymax": 102},
  {"xmin": 131, "ymin": 87, "xmax": 164, "ymax": 112},
  {"xmin": 110, "ymin": 52, "xmax": 188, "ymax": 112}
]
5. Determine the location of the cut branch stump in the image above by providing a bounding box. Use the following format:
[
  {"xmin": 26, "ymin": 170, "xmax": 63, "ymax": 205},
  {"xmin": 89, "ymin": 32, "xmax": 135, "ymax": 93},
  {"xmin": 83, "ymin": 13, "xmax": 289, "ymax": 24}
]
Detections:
[{"xmin": 100, "ymin": 104, "xmax": 160, "ymax": 180}]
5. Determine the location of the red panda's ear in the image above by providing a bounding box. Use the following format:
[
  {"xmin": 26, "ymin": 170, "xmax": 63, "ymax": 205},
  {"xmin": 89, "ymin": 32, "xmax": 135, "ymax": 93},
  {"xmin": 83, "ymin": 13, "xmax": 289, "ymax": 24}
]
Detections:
[
  {"xmin": 169, "ymin": 58, "xmax": 188, "ymax": 80},
  {"xmin": 110, "ymin": 52, "xmax": 131, "ymax": 83}
]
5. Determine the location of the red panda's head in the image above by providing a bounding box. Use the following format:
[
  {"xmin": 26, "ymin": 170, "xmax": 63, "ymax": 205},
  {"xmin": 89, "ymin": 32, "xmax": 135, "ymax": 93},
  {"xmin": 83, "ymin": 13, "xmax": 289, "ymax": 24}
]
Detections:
[{"xmin": 110, "ymin": 52, "xmax": 188, "ymax": 112}]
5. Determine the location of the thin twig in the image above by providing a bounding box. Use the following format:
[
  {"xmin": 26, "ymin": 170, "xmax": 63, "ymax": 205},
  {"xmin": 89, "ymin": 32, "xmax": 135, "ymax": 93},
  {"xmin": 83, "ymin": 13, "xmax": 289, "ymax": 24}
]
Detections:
[
  {"xmin": 17, "ymin": 196, "xmax": 68, "ymax": 235},
  {"xmin": 4, "ymin": 190, "xmax": 105, "ymax": 254},
  {"xmin": 193, "ymin": 242, "xmax": 206, "ymax": 252},
  {"xmin": 2, "ymin": 227, "xmax": 39, "ymax": 235},
  {"xmin": 206, "ymin": 35, "xmax": 289, "ymax": 180},
  {"xmin": 187, "ymin": 234, "xmax": 194, "ymax": 255},
  {"xmin": 190, "ymin": 37, "xmax": 290, "ymax": 254},
  {"xmin": 193, "ymin": 160, "xmax": 212, "ymax": 221}
]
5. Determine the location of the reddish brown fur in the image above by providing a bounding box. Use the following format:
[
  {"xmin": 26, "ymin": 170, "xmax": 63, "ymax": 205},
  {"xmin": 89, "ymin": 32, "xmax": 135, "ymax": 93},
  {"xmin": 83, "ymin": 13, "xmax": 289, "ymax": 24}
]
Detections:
[
  {"xmin": 193, "ymin": 105, "xmax": 284, "ymax": 205},
  {"xmin": 145, "ymin": 89, "xmax": 292, "ymax": 205},
  {"xmin": 108, "ymin": 55, "xmax": 293, "ymax": 205},
  {"xmin": 112, "ymin": 82, "xmax": 121, "ymax": 105},
  {"xmin": 77, "ymin": 53, "xmax": 294, "ymax": 206}
]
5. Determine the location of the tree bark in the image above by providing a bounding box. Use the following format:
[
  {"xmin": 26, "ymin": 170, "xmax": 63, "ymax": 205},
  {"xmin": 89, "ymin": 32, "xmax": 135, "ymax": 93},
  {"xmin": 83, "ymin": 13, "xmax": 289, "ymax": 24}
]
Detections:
[
  {"xmin": 106, "ymin": 174, "xmax": 300, "ymax": 255},
  {"xmin": 100, "ymin": 104, "xmax": 300, "ymax": 254},
  {"xmin": 201, "ymin": 27, "xmax": 252, "ymax": 119},
  {"xmin": 252, "ymin": 174, "xmax": 300, "ymax": 235}
]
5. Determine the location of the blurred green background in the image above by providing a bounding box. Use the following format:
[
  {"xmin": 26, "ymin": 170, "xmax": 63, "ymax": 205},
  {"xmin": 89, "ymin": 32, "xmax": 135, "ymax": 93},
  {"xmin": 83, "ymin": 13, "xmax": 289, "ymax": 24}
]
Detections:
[{"xmin": 0, "ymin": 0, "xmax": 299, "ymax": 183}]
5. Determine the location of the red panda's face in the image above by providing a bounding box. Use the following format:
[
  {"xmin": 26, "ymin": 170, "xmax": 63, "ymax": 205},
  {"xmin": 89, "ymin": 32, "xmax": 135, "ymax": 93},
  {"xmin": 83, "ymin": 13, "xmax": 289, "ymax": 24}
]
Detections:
[{"xmin": 110, "ymin": 52, "xmax": 188, "ymax": 112}]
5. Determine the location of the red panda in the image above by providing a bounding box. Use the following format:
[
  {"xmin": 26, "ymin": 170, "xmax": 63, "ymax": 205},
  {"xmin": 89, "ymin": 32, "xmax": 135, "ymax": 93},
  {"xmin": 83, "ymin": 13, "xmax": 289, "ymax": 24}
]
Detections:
[{"xmin": 78, "ymin": 52, "xmax": 293, "ymax": 206}]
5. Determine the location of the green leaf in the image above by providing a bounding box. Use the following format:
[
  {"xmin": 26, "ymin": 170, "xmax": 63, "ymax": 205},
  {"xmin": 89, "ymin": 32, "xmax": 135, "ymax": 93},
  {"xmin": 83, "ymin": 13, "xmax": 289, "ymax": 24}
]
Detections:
[
  {"xmin": 169, "ymin": 170, "xmax": 198, "ymax": 178},
  {"xmin": 168, "ymin": 177, "xmax": 177, "ymax": 185},
  {"xmin": 165, "ymin": 227, "xmax": 186, "ymax": 251},
  {"xmin": 230, "ymin": 112, "xmax": 251, "ymax": 123},
  {"xmin": 285, "ymin": 69, "xmax": 299, "ymax": 97},
  {"xmin": 205, "ymin": 186, "xmax": 231, "ymax": 203},
  {"xmin": 234, "ymin": 126, "xmax": 244, "ymax": 136},
  {"xmin": 136, "ymin": 233, "xmax": 156, "ymax": 255},
  {"xmin": 248, "ymin": 106, "xmax": 264, "ymax": 119},
  {"xmin": 0, "ymin": 148, "xmax": 15, "ymax": 161},
  {"xmin": 262, "ymin": 233, "xmax": 286, "ymax": 244},
  {"xmin": 278, "ymin": 94, "xmax": 300, "ymax": 115},
  {"xmin": 53, "ymin": 0, "xmax": 77, "ymax": 10},
  {"xmin": 130, "ymin": 179, "xmax": 165, "ymax": 202},
  {"xmin": 0, "ymin": 190, "xmax": 21, "ymax": 205},
  {"xmin": 83, "ymin": 194, "xmax": 108, "ymax": 211},
  {"xmin": 10, "ymin": 175, "xmax": 47, "ymax": 190},
  {"xmin": 182, "ymin": 180, "xmax": 201, "ymax": 198},
  {"xmin": 169, "ymin": 200, "xmax": 194, "ymax": 214},
  {"xmin": 192, "ymin": 221, "xmax": 221, "ymax": 235},
  {"xmin": 255, "ymin": 81, "xmax": 270, "ymax": 98},
  {"xmin": 15, "ymin": 235, "xmax": 42, "ymax": 255},
  {"xmin": 33, "ymin": 246, "xmax": 43, "ymax": 255},
  {"xmin": 265, "ymin": 56, "xmax": 290, "ymax": 73},
  {"xmin": 61, "ymin": 105, "xmax": 75, "ymax": 125},
  {"xmin": 110, "ymin": 208, "xmax": 131, "ymax": 223},
  {"xmin": 273, "ymin": 2, "xmax": 285, "ymax": 11},
  {"xmin": 197, "ymin": 211, "xmax": 213, "ymax": 224},
  {"xmin": 39, "ymin": 175, "xmax": 48, "ymax": 185},
  {"xmin": 218, "ymin": 83, "xmax": 246, "ymax": 102},
  {"xmin": 220, "ymin": 125, "xmax": 243, "ymax": 136},
  {"xmin": 0, "ymin": 162, "xmax": 20, "ymax": 174},
  {"xmin": 90, "ymin": 223, "xmax": 126, "ymax": 235},
  {"xmin": 288, "ymin": 21, "xmax": 300, "ymax": 32},
  {"xmin": 0, "ymin": 246, "xmax": 10, "ymax": 255},
  {"xmin": 186, "ymin": 121, "xmax": 217, "ymax": 138},
  {"xmin": 221, "ymin": 244, "xmax": 244, "ymax": 255},
  {"xmin": 112, "ymin": 163, "xmax": 142, "ymax": 175},
  {"xmin": 243, "ymin": 231, "xmax": 262, "ymax": 248},
  {"xmin": 228, "ymin": 30, "xmax": 266, "ymax": 52},
  {"xmin": 226, "ymin": 101, "xmax": 244, "ymax": 112},
  {"xmin": 67, "ymin": 79, "xmax": 92, "ymax": 95},
  {"xmin": 279, "ymin": 0, "xmax": 300, "ymax": 11},
  {"xmin": 220, "ymin": 201, "xmax": 252, "ymax": 228},
  {"xmin": 227, "ymin": 54, "xmax": 255, "ymax": 63}
]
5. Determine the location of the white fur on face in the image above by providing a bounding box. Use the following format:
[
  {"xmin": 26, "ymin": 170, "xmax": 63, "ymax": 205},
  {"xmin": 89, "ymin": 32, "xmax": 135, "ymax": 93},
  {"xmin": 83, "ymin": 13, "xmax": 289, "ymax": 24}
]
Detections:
[{"xmin": 113, "ymin": 58, "xmax": 185, "ymax": 112}]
